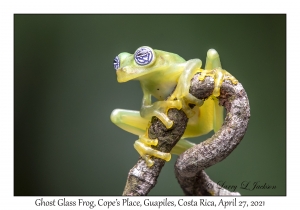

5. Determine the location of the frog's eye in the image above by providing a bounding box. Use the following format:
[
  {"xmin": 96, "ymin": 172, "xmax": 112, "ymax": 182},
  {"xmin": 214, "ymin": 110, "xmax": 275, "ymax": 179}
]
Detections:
[
  {"xmin": 113, "ymin": 56, "xmax": 120, "ymax": 70},
  {"xmin": 134, "ymin": 46, "xmax": 155, "ymax": 66}
]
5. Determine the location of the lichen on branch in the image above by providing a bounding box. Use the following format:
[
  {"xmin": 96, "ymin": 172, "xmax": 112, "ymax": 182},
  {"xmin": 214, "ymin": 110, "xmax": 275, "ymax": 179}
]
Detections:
[{"xmin": 122, "ymin": 73, "xmax": 250, "ymax": 196}]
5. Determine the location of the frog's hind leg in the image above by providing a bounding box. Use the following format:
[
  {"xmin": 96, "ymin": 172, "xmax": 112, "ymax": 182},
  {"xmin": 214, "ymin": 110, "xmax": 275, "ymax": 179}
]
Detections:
[
  {"xmin": 203, "ymin": 49, "xmax": 224, "ymax": 97},
  {"xmin": 111, "ymin": 109, "xmax": 163, "ymax": 166},
  {"xmin": 171, "ymin": 138, "xmax": 195, "ymax": 155},
  {"xmin": 204, "ymin": 49, "xmax": 224, "ymax": 132},
  {"xmin": 110, "ymin": 108, "xmax": 193, "ymax": 166},
  {"xmin": 110, "ymin": 109, "xmax": 148, "ymax": 136},
  {"xmin": 205, "ymin": 49, "xmax": 222, "ymax": 71}
]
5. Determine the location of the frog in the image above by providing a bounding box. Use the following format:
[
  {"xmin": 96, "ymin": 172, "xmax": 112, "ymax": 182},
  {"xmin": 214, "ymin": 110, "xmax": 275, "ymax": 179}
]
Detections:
[{"xmin": 110, "ymin": 46, "xmax": 238, "ymax": 167}]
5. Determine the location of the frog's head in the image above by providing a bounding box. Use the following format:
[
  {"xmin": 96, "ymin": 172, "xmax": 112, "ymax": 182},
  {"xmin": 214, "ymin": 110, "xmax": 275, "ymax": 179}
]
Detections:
[{"xmin": 113, "ymin": 46, "xmax": 185, "ymax": 82}]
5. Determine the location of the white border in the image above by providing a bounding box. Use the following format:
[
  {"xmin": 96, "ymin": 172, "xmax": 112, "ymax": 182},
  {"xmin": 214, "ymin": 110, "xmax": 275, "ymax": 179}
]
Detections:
[{"xmin": 1, "ymin": 0, "xmax": 296, "ymax": 209}]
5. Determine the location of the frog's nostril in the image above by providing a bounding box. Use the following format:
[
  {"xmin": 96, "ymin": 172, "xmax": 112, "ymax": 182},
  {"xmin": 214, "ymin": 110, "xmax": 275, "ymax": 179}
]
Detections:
[{"xmin": 121, "ymin": 67, "xmax": 129, "ymax": 73}]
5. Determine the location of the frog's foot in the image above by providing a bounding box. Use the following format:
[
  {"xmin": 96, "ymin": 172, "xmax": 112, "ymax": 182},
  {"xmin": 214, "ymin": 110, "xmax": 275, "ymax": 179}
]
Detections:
[
  {"xmin": 134, "ymin": 135, "xmax": 171, "ymax": 167},
  {"xmin": 224, "ymin": 71, "xmax": 238, "ymax": 85},
  {"xmin": 170, "ymin": 85, "xmax": 204, "ymax": 118},
  {"xmin": 141, "ymin": 100, "xmax": 182, "ymax": 129},
  {"xmin": 199, "ymin": 68, "xmax": 238, "ymax": 97}
]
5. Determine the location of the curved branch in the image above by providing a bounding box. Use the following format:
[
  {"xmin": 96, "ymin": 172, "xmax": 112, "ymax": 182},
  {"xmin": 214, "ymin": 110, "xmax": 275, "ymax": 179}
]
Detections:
[
  {"xmin": 122, "ymin": 108, "xmax": 188, "ymax": 195},
  {"xmin": 175, "ymin": 74, "xmax": 250, "ymax": 195},
  {"xmin": 122, "ymin": 73, "xmax": 250, "ymax": 196}
]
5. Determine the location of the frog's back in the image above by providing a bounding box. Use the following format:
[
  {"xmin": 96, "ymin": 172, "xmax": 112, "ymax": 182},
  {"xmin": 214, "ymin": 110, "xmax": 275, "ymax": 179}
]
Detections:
[{"xmin": 154, "ymin": 49, "xmax": 186, "ymax": 64}]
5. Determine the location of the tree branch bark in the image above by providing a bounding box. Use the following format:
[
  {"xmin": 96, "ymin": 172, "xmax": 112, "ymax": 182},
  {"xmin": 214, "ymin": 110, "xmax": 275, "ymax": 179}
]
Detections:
[{"xmin": 122, "ymin": 73, "xmax": 250, "ymax": 196}]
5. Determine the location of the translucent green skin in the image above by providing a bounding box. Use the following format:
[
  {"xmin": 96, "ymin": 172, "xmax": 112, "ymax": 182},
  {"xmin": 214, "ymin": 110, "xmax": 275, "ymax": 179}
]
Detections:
[{"xmin": 111, "ymin": 47, "xmax": 237, "ymax": 167}]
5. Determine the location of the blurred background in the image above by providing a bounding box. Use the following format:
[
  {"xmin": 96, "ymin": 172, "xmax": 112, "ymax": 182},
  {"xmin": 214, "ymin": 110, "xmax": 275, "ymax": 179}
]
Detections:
[{"xmin": 14, "ymin": 14, "xmax": 286, "ymax": 196}]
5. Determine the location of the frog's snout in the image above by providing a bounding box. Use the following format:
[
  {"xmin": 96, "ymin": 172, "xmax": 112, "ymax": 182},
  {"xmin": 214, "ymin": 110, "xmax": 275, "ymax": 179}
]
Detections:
[{"xmin": 116, "ymin": 68, "xmax": 129, "ymax": 83}]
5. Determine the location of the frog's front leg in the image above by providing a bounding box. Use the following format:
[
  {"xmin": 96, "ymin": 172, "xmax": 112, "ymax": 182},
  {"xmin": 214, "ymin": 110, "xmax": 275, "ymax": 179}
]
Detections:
[
  {"xmin": 140, "ymin": 90, "xmax": 182, "ymax": 129},
  {"xmin": 111, "ymin": 108, "xmax": 172, "ymax": 166},
  {"xmin": 138, "ymin": 92, "xmax": 182, "ymax": 166},
  {"xmin": 199, "ymin": 68, "xmax": 238, "ymax": 97},
  {"xmin": 169, "ymin": 59, "xmax": 204, "ymax": 117}
]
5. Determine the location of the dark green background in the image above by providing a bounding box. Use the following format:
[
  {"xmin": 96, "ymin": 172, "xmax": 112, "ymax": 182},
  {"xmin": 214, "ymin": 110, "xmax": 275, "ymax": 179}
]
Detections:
[{"xmin": 14, "ymin": 15, "xmax": 286, "ymax": 196}]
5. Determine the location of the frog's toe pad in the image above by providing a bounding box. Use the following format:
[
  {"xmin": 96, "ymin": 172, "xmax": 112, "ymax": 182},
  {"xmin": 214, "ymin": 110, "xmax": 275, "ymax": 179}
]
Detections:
[
  {"xmin": 207, "ymin": 49, "xmax": 219, "ymax": 59},
  {"xmin": 153, "ymin": 100, "xmax": 182, "ymax": 129},
  {"xmin": 143, "ymin": 155, "xmax": 154, "ymax": 167},
  {"xmin": 134, "ymin": 140, "xmax": 171, "ymax": 167},
  {"xmin": 139, "ymin": 135, "xmax": 158, "ymax": 146}
]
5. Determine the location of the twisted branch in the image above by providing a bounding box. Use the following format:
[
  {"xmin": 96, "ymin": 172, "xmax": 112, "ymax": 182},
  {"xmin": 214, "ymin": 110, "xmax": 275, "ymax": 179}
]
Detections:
[{"xmin": 122, "ymin": 73, "xmax": 250, "ymax": 196}]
